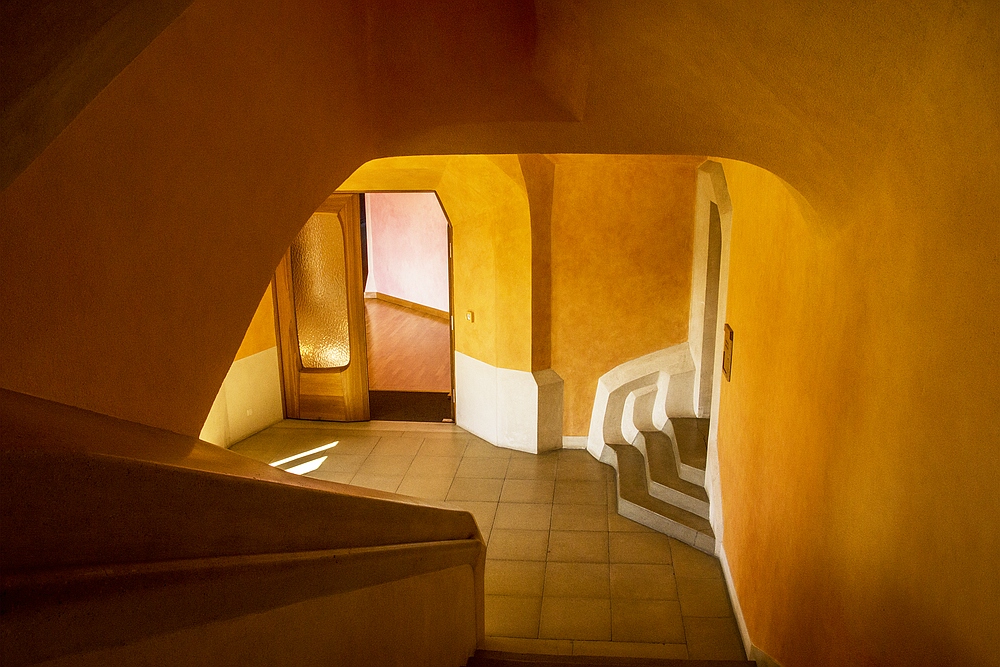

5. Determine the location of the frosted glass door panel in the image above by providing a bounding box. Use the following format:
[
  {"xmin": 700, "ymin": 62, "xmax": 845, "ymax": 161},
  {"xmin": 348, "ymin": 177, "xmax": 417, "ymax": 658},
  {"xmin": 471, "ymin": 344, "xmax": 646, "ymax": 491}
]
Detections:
[{"xmin": 290, "ymin": 212, "xmax": 351, "ymax": 368}]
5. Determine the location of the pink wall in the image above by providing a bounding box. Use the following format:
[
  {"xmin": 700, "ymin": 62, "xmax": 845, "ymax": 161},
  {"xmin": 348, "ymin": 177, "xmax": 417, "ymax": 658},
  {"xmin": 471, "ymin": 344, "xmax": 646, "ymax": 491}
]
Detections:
[{"xmin": 366, "ymin": 192, "xmax": 450, "ymax": 313}]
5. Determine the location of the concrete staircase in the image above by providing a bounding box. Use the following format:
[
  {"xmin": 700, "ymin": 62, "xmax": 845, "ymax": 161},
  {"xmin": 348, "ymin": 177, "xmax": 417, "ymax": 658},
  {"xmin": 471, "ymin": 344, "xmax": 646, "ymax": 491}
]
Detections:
[
  {"xmin": 466, "ymin": 649, "xmax": 754, "ymax": 666},
  {"xmin": 599, "ymin": 419, "xmax": 716, "ymax": 554},
  {"xmin": 583, "ymin": 344, "xmax": 718, "ymax": 555}
]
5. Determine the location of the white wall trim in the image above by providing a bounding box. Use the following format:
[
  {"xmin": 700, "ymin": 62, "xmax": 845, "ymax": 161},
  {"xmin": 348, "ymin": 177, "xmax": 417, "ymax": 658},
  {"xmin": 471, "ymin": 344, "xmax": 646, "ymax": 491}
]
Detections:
[
  {"xmin": 720, "ymin": 544, "xmax": 784, "ymax": 667},
  {"xmin": 585, "ymin": 344, "xmax": 694, "ymax": 460},
  {"xmin": 455, "ymin": 351, "xmax": 563, "ymax": 453},
  {"xmin": 718, "ymin": 543, "xmax": 751, "ymax": 656},
  {"xmin": 697, "ymin": 159, "xmax": 734, "ymax": 554}
]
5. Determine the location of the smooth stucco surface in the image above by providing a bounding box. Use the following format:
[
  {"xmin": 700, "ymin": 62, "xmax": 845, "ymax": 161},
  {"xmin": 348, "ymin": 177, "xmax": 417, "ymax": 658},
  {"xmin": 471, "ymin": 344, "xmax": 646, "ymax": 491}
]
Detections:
[
  {"xmin": 716, "ymin": 158, "xmax": 999, "ymax": 665},
  {"xmin": 549, "ymin": 155, "xmax": 700, "ymax": 435},
  {"xmin": 233, "ymin": 284, "xmax": 276, "ymax": 362},
  {"xmin": 340, "ymin": 155, "xmax": 534, "ymax": 372},
  {"xmin": 2, "ymin": 1, "xmax": 997, "ymax": 665}
]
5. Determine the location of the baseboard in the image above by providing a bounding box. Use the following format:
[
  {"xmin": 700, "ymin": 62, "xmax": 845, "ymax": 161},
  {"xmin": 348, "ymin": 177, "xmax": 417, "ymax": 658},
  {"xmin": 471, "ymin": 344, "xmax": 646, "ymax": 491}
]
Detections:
[
  {"xmin": 749, "ymin": 645, "xmax": 783, "ymax": 667},
  {"xmin": 562, "ymin": 436, "xmax": 588, "ymax": 449},
  {"xmin": 718, "ymin": 543, "xmax": 783, "ymax": 667},
  {"xmin": 366, "ymin": 291, "xmax": 449, "ymax": 320}
]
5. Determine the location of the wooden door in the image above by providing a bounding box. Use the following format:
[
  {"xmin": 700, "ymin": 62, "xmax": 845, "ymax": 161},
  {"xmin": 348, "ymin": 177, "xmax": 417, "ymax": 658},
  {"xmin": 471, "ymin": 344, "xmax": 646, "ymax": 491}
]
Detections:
[{"xmin": 274, "ymin": 194, "xmax": 370, "ymax": 421}]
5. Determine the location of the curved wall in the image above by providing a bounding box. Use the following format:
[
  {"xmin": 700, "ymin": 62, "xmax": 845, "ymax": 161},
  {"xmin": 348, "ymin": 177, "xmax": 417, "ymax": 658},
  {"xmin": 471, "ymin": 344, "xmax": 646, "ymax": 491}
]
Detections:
[{"xmin": 2, "ymin": 1, "xmax": 998, "ymax": 665}]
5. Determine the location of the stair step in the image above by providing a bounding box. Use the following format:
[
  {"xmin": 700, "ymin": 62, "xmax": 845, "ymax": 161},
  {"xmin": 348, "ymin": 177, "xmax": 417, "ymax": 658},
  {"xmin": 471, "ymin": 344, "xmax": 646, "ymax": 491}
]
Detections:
[
  {"xmin": 670, "ymin": 418, "xmax": 709, "ymax": 486},
  {"xmin": 642, "ymin": 431, "xmax": 710, "ymax": 518},
  {"xmin": 605, "ymin": 443, "xmax": 715, "ymax": 553},
  {"xmin": 467, "ymin": 649, "xmax": 754, "ymax": 666}
]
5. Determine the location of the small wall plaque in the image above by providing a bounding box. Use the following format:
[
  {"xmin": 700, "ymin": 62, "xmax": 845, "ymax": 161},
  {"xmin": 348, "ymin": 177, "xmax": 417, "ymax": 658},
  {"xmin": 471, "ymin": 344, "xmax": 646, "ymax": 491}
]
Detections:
[{"xmin": 722, "ymin": 323, "xmax": 734, "ymax": 381}]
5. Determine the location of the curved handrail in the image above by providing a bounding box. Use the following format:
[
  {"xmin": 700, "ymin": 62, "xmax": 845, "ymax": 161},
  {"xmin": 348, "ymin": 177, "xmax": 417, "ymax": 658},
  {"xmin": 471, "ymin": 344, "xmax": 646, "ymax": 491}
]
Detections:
[{"xmin": 1, "ymin": 389, "xmax": 485, "ymax": 666}]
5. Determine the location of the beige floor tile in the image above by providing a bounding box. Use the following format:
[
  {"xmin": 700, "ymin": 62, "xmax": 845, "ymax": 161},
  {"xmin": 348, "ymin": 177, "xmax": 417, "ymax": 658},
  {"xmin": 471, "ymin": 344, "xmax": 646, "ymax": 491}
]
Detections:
[
  {"xmin": 609, "ymin": 532, "xmax": 674, "ymax": 564},
  {"xmin": 235, "ymin": 429, "xmax": 346, "ymax": 461},
  {"xmin": 482, "ymin": 637, "xmax": 573, "ymax": 655},
  {"xmin": 572, "ymin": 640, "xmax": 687, "ymax": 659},
  {"xmin": 676, "ymin": 577, "xmax": 733, "ymax": 617},
  {"xmin": 488, "ymin": 529, "xmax": 550, "ymax": 561},
  {"xmin": 556, "ymin": 458, "xmax": 610, "ymax": 481},
  {"xmin": 684, "ymin": 616, "xmax": 747, "ymax": 660},
  {"xmin": 348, "ymin": 473, "xmax": 403, "ymax": 493},
  {"xmin": 370, "ymin": 436, "xmax": 424, "ymax": 456},
  {"xmin": 456, "ymin": 456, "xmax": 510, "ymax": 479},
  {"xmin": 305, "ymin": 470, "xmax": 355, "ymax": 484},
  {"xmin": 406, "ymin": 455, "xmax": 462, "ymax": 477},
  {"xmin": 447, "ymin": 477, "xmax": 504, "ymax": 502},
  {"xmin": 486, "ymin": 560, "xmax": 547, "ymax": 597},
  {"xmin": 447, "ymin": 500, "xmax": 498, "ymax": 532},
  {"xmin": 417, "ymin": 438, "xmax": 469, "ymax": 458},
  {"xmin": 670, "ymin": 539, "xmax": 724, "ymax": 579},
  {"xmin": 556, "ymin": 449, "xmax": 596, "ymax": 463},
  {"xmin": 506, "ymin": 456, "xmax": 558, "ymax": 480},
  {"xmin": 550, "ymin": 503, "xmax": 607, "ymax": 531},
  {"xmin": 543, "ymin": 562, "xmax": 610, "ymax": 598},
  {"xmin": 494, "ymin": 503, "xmax": 552, "ymax": 530},
  {"xmin": 327, "ymin": 436, "xmax": 379, "ymax": 457},
  {"xmin": 485, "ymin": 595, "xmax": 541, "ymax": 638},
  {"xmin": 314, "ymin": 454, "xmax": 367, "ymax": 474},
  {"xmin": 607, "ymin": 511, "xmax": 655, "ymax": 533},
  {"xmin": 501, "ymin": 479, "xmax": 555, "ymax": 503},
  {"xmin": 611, "ymin": 599, "xmax": 685, "ymax": 643},
  {"xmin": 355, "ymin": 454, "xmax": 414, "ymax": 477},
  {"xmin": 554, "ymin": 480, "xmax": 607, "ymax": 505},
  {"xmin": 610, "ymin": 563, "xmax": 677, "ymax": 600},
  {"xmin": 465, "ymin": 439, "xmax": 513, "ymax": 458},
  {"xmin": 419, "ymin": 429, "xmax": 470, "ymax": 439},
  {"xmin": 539, "ymin": 597, "xmax": 611, "ymax": 640},
  {"xmin": 395, "ymin": 475, "xmax": 454, "ymax": 501},
  {"xmin": 547, "ymin": 531, "xmax": 609, "ymax": 563}
]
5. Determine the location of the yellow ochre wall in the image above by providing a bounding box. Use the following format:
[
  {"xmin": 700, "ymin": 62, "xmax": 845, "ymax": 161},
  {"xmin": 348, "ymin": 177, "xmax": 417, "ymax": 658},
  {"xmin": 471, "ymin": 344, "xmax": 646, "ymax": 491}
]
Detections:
[
  {"xmin": 339, "ymin": 155, "xmax": 534, "ymax": 372},
  {"xmin": 0, "ymin": 0, "xmax": 378, "ymax": 435},
  {"xmin": 717, "ymin": 159, "xmax": 999, "ymax": 666},
  {"xmin": 340, "ymin": 154, "xmax": 702, "ymax": 436},
  {"xmin": 549, "ymin": 155, "xmax": 702, "ymax": 434},
  {"xmin": 234, "ymin": 283, "xmax": 276, "ymax": 362}
]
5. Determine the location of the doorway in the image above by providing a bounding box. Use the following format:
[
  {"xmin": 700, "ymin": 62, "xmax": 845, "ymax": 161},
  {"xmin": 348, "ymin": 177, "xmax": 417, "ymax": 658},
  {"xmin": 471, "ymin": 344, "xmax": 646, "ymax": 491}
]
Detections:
[
  {"xmin": 361, "ymin": 192, "xmax": 454, "ymax": 422},
  {"xmin": 273, "ymin": 191, "xmax": 455, "ymax": 424}
]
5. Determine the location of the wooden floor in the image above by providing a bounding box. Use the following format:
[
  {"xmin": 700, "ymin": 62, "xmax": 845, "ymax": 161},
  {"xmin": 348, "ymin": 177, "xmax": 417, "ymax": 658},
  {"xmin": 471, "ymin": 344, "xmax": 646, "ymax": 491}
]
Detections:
[{"xmin": 365, "ymin": 298, "xmax": 451, "ymax": 392}]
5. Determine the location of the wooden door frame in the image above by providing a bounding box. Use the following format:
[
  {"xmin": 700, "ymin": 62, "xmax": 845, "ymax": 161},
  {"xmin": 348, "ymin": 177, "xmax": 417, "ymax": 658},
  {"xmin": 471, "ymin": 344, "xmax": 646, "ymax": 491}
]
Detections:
[
  {"xmin": 273, "ymin": 194, "xmax": 370, "ymax": 421},
  {"xmin": 345, "ymin": 189, "xmax": 457, "ymax": 420}
]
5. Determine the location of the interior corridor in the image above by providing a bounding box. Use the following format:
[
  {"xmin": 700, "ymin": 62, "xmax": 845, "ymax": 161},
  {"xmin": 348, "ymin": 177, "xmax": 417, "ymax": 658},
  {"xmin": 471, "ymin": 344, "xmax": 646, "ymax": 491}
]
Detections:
[{"xmin": 230, "ymin": 420, "xmax": 746, "ymax": 660}]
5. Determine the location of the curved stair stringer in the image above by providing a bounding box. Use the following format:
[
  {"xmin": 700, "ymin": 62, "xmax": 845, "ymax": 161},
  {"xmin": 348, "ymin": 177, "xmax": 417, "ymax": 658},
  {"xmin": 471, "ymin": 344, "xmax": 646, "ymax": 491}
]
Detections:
[
  {"xmin": 1, "ymin": 389, "xmax": 485, "ymax": 667},
  {"xmin": 598, "ymin": 442, "xmax": 715, "ymax": 554},
  {"xmin": 586, "ymin": 343, "xmax": 715, "ymax": 552},
  {"xmin": 585, "ymin": 343, "xmax": 695, "ymax": 460},
  {"xmin": 620, "ymin": 386, "xmax": 710, "ymax": 519}
]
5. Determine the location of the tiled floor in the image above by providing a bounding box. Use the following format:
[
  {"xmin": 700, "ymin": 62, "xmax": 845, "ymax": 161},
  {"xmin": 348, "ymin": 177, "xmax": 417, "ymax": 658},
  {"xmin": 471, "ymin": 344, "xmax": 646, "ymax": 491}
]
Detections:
[{"xmin": 230, "ymin": 420, "xmax": 746, "ymax": 660}]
